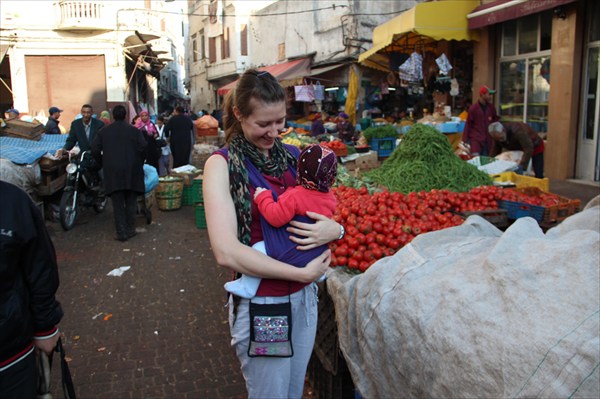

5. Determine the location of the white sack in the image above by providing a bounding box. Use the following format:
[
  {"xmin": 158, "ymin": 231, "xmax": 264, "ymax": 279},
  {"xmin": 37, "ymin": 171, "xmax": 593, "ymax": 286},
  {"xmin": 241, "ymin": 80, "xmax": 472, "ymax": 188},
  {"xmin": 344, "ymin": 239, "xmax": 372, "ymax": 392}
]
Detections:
[
  {"xmin": 0, "ymin": 157, "xmax": 40, "ymax": 196},
  {"xmin": 327, "ymin": 210, "xmax": 600, "ymax": 399}
]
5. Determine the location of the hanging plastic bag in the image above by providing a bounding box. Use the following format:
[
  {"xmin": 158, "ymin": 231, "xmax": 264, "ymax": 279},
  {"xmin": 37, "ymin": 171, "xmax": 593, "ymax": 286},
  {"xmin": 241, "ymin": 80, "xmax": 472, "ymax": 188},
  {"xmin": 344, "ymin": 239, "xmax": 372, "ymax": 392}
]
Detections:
[
  {"xmin": 313, "ymin": 82, "xmax": 325, "ymax": 101},
  {"xmin": 436, "ymin": 53, "xmax": 453, "ymax": 75},
  {"xmin": 294, "ymin": 85, "xmax": 315, "ymax": 102},
  {"xmin": 398, "ymin": 52, "xmax": 423, "ymax": 82},
  {"xmin": 450, "ymin": 78, "xmax": 459, "ymax": 96}
]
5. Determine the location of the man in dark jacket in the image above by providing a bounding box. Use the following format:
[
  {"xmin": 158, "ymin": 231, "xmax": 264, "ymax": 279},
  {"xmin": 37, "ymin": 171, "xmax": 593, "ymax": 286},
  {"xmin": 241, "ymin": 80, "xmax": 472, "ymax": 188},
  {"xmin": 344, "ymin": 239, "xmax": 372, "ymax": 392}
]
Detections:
[
  {"xmin": 462, "ymin": 85, "xmax": 499, "ymax": 156},
  {"xmin": 489, "ymin": 121, "xmax": 545, "ymax": 178},
  {"xmin": 164, "ymin": 105, "xmax": 194, "ymax": 168},
  {"xmin": 58, "ymin": 104, "xmax": 105, "ymax": 155},
  {"xmin": 91, "ymin": 105, "xmax": 147, "ymax": 241},
  {"xmin": 45, "ymin": 106, "xmax": 63, "ymax": 134},
  {"xmin": 0, "ymin": 181, "xmax": 63, "ymax": 399}
]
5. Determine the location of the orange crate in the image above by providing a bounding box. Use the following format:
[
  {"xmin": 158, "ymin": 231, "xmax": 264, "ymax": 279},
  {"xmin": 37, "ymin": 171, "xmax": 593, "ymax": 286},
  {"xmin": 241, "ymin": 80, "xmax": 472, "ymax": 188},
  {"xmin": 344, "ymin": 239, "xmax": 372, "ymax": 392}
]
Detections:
[
  {"xmin": 196, "ymin": 127, "xmax": 218, "ymax": 137},
  {"xmin": 333, "ymin": 147, "xmax": 348, "ymax": 157}
]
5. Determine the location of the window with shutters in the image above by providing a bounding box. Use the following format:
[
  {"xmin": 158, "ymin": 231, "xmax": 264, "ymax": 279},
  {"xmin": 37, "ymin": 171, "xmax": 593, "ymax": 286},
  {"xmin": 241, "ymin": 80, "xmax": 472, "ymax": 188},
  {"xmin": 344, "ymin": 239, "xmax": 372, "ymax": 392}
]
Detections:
[
  {"xmin": 192, "ymin": 34, "xmax": 197, "ymax": 62},
  {"xmin": 199, "ymin": 29, "xmax": 205, "ymax": 60},
  {"xmin": 221, "ymin": 27, "xmax": 230, "ymax": 60},
  {"xmin": 209, "ymin": 37, "xmax": 216, "ymax": 63},
  {"xmin": 240, "ymin": 24, "xmax": 248, "ymax": 56}
]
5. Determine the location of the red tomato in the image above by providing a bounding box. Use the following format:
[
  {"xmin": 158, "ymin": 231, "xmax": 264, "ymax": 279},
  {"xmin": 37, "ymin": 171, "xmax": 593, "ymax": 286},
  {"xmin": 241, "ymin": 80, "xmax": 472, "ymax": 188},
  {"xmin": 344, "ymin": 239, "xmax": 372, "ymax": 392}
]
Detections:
[
  {"xmin": 372, "ymin": 247, "xmax": 383, "ymax": 259},
  {"xmin": 347, "ymin": 237, "xmax": 359, "ymax": 250},
  {"xmin": 348, "ymin": 259, "xmax": 359, "ymax": 269},
  {"xmin": 359, "ymin": 261, "xmax": 370, "ymax": 272},
  {"xmin": 334, "ymin": 246, "xmax": 348, "ymax": 258}
]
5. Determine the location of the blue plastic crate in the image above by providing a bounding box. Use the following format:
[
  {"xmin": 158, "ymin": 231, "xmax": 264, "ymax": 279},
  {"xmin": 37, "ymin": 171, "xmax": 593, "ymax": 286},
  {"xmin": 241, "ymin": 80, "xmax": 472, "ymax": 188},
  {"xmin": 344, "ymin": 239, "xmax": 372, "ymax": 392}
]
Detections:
[
  {"xmin": 498, "ymin": 200, "xmax": 545, "ymax": 222},
  {"xmin": 369, "ymin": 137, "xmax": 396, "ymax": 158},
  {"xmin": 436, "ymin": 121, "xmax": 466, "ymax": 133}
]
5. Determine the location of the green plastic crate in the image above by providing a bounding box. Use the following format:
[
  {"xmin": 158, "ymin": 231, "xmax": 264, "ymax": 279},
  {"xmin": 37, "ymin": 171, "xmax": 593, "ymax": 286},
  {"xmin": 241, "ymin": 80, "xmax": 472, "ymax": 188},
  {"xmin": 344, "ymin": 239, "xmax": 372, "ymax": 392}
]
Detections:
[
  {"xmin": 195, "ymin": 202, "xmax": 207, "ymax": 229},
  {"xmin": 182, "ymin": 185, "xmax": 195, "ymax": 206},
  {"xmin": 192, "ymin": 178, "xmax": 203, "ymax": 203}
]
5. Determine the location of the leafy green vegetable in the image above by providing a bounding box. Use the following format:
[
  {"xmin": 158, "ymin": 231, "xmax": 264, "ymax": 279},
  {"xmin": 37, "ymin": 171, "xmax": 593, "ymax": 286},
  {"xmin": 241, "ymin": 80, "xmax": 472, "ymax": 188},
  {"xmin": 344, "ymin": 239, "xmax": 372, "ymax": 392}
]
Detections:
[
  {"xmin": 362, "ymin": 125, "xmax": 398, "ymax": 141},
  {"xmin": 335, "ymin": 164, "xmax": 380, "ymax": 194},
  {"xmin": 364, "ymin": 123, "xmax": 492, "ymax": 193}
]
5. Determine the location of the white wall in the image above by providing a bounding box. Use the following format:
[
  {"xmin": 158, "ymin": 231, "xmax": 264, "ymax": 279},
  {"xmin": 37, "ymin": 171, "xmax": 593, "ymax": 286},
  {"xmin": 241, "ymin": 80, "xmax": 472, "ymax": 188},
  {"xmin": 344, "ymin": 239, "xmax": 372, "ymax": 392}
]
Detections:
[{"xmin": 0, "ymin": 0, "xmax": 186, "ymax": 114}]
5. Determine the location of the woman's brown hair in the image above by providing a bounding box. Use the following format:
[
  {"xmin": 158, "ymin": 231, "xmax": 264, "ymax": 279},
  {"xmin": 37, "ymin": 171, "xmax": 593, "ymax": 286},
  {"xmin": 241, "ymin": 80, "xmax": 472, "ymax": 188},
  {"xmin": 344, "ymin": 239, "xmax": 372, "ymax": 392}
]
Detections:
[{"xmin": 222, "ymin": 69, "xmax": 286, "ymax": 144}]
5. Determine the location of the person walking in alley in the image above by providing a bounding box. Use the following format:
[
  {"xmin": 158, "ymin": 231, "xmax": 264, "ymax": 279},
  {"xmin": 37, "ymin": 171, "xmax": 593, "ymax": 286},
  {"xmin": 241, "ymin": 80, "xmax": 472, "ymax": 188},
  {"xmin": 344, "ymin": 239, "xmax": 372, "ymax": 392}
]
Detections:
[
  {"xmin": 135, "ymin": 110, "xmax": 161, "ymax": 173},
  {"xmin": 164, "ymin": 106, "xmax": 194, "ymax": 168},
  {"xmin": 156, "ymin": 116, "xmax": 171, "ymax": 177},
  {"xmin": 462, "ymin": 85, "xmax": 499, "ymax": 156},
  {"xmin": 91, "ymin": 105, "xmax": 147, "ymax": 242},
  {"xmin": 45, "ymin": 106, "xmax": 63, "ymax": 134},
  {"xmin": 0, "ymin": 181, "xmax": 63, "ymax": 399}
]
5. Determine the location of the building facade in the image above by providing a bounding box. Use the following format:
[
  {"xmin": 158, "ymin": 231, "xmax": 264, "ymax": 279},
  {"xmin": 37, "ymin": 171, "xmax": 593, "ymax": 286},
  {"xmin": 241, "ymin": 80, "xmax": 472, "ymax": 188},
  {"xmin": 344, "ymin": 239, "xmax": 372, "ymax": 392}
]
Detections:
[
  {"xmin": 0, "ymin": 0, "xmax": 187, "ymax": 124},
  {"xmin": 185, "ymin": 0, "xmax": 413, "ymax": 115},
  {"xmin": 468, "ymin": 0, "xmax": 599, "ymax": 181}
]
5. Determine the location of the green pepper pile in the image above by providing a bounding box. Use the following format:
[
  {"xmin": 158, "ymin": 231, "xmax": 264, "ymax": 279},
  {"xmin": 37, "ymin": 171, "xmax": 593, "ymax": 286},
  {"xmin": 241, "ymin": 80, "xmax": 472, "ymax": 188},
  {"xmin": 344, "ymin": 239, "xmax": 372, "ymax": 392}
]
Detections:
[{"xmin": 365, "ymin": 123, "xmax": 492, "ymax": 193}]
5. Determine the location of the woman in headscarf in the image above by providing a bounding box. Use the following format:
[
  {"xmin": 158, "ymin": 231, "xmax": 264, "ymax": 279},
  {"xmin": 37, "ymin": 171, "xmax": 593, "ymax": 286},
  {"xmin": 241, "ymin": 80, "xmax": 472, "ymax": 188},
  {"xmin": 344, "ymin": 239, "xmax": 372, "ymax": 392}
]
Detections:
[
  {"xmin": 336, "ymin": 112, "xmax": 357, "ymax": 144},
  {"xmin": 99, "ymin": 110, "xmax": 111, "ymax": 126},
  {"xmin": 135, "ymin": 111, "xmax": 160, "ymax": 172}
]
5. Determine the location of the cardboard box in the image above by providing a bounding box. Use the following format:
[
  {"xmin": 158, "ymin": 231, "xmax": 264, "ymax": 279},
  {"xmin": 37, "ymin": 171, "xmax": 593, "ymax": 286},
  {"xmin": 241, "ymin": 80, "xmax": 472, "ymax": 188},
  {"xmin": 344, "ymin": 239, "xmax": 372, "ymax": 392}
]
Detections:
[
  {"xmin": 343, "ymin": 151, "xmax": 380, "ymax": 172},
  {"xmin": 355, "ymin": 151, "xmax": 380, "ymax": 170}
]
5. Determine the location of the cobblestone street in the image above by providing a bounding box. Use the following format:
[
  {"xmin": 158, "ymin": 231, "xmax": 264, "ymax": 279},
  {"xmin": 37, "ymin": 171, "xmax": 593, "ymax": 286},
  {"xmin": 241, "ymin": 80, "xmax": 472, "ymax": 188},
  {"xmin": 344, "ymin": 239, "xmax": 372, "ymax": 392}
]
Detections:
[{"xmin": 47, "ymin": 203, "xmax": 250, "ymax": 398}]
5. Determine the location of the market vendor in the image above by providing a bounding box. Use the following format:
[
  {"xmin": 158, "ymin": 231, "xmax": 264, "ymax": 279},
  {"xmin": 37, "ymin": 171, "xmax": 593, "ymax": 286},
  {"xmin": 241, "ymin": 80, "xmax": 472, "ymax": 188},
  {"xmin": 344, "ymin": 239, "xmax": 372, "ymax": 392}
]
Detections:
[
  {"xmin": 4, "ymin": 108, "xmax": 19, "ymax": 121},
  {"xmin": 488, "ymin": 121, "xmax": 545, "ymax": 178},
  {"xmin": 337, "ymin": 112, "xmax": 358, "ymax": 144},
  {"xmin": 310, "ymin": 112, "xmax": 325, "ymax": 137},
  {"xmin": 462, "ymin": 85, "xmax": 499, "ymax": 156}
]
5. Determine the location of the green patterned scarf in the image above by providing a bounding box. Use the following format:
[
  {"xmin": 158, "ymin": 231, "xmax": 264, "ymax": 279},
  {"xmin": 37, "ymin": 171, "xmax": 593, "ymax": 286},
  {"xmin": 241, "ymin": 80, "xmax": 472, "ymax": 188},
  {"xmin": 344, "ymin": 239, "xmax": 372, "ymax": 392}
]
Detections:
[{"xmin": 228, "ymin": 134, "xmax": 297, "ymax": 245}]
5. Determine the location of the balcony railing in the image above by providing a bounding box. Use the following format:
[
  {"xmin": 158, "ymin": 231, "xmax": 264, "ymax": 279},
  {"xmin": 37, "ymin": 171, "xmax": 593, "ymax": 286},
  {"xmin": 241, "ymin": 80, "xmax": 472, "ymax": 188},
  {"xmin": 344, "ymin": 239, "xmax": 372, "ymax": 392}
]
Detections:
[
  {"xmin": 55, "ymin": 1, "xmax": 113, "ymax": 31},
  {"xmin": 117, "ymin": 9, "xmax": 163, "ymax": 38}
]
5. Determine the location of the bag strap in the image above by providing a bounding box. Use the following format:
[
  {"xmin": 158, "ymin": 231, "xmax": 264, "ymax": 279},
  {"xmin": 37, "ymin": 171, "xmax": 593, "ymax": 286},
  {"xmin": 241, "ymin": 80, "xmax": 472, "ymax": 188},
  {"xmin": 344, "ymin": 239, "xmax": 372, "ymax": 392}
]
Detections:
[{"xmin": 56, "ymin": 338, "xmax": 77, "ymax": 399}]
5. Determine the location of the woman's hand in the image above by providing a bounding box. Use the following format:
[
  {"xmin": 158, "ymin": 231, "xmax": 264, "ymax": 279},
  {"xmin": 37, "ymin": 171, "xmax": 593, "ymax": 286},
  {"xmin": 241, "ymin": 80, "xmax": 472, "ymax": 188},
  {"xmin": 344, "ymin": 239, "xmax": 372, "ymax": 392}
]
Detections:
[
  {"xmin": 287, "ymin": 211, "xmax": 341, "ymax": 250},
  {"xmin": 298, "ymin": 249, "xmax": 331, "ymax": 282}
]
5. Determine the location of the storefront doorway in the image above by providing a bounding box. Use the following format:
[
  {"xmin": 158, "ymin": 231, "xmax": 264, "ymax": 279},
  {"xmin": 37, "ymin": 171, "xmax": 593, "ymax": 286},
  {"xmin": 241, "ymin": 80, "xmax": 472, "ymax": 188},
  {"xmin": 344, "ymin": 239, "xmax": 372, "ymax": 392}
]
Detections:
[{"xmin": 576, "ymin": 1, "xmax": 600, "ymax": 181}]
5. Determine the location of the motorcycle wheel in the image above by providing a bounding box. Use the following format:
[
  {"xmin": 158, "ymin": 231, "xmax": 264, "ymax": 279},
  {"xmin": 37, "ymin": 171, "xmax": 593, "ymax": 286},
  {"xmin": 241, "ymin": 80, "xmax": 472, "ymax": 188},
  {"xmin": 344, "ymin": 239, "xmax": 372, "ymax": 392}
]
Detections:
[
  {"xmin": 94, "ymin": 196, "xmax": 108, "ymax": 213},
  {"xmin": 59, "ymin": 189, "xmax": 78, "ymax": 231}
]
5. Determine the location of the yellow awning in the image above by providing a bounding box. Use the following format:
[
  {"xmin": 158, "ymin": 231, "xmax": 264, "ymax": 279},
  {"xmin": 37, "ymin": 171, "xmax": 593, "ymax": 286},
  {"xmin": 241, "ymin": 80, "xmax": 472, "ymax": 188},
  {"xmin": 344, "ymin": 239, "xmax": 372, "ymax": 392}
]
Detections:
[{"xmin": 359, "ymin": 0, "xmax": 480, "ymax": 67}]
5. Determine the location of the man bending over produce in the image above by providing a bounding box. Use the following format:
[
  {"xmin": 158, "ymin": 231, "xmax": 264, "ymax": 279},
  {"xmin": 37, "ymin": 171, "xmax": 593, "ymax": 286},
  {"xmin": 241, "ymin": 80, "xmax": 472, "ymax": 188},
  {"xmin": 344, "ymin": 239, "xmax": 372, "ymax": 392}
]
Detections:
[{"xmin": 488, "ymin": 121, "xmax": 545, "ymax": 178}]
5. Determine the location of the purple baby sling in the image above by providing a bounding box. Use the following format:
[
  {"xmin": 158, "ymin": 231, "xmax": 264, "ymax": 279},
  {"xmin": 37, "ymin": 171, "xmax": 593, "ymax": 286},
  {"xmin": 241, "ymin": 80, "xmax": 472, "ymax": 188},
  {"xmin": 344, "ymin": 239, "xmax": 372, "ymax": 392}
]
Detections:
[
  {"xmin": 247, "ymin": 162, "xmax": 327, "ymax": 268},
  {"xmin": 218, "ymin": 146, "xmax": 326, "ymax": 268}
]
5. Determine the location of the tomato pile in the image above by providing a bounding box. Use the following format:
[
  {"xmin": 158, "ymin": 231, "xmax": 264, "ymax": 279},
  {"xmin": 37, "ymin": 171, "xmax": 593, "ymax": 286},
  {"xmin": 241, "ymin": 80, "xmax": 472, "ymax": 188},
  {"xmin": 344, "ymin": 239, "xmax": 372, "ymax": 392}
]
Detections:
[
  {"xmin": 321, "ymin": 139, "xmax": 347, "ymax": 154},
  {"xmin": 330, "ymin": 185, "xmax": 570, "ymax": 273},
  {"xmin": 330, "ymin": 185, "xmax": 503, "ymax": 273},
  {"xmin": 497, "ymin": 189, "xmax": 563, "ymax": 207}
]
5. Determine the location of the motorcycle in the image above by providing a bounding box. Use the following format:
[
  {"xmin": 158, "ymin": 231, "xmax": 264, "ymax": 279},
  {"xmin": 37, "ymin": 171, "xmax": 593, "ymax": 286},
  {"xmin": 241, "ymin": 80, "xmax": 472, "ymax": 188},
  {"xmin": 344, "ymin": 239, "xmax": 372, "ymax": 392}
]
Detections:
[{"xmin": 59, "ymin": 149, "xmax": 108, "ymax": 231}]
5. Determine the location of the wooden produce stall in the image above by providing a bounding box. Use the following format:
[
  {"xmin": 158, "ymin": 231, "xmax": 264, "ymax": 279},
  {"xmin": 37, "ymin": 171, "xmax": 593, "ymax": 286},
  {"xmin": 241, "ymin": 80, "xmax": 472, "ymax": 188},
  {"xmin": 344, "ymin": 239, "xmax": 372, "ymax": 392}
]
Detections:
[
  {"xmin": 37, "ymin": 157, "xmax": 68, "ymax": 196},
  {"xmin": 0, "ymin": 122, "xmax": 68, "ymax": 198}
]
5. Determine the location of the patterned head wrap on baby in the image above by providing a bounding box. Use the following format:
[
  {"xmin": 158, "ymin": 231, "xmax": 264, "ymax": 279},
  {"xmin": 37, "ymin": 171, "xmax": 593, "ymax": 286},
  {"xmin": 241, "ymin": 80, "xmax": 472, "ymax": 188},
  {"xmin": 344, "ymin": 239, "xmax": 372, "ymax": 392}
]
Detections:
[{"xmin": 296, "ymin": 144, "xmax": 338, "ymax": 193}]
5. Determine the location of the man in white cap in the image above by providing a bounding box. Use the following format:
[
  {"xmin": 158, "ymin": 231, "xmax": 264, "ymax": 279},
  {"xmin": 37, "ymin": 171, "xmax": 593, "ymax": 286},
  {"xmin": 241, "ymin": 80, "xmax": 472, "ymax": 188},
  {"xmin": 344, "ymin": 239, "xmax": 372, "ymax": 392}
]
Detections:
[{"xmin": 488, "ymin": 121, "xmax": 545, "ymax": 178}]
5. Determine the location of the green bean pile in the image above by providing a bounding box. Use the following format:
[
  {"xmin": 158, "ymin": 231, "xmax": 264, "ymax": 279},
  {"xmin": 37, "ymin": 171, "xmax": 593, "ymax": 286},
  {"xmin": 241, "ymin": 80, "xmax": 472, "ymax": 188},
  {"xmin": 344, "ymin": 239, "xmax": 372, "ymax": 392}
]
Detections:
[{"xmin": 365, "ymin": 123, "xmax": 492, "ymax": 193}]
